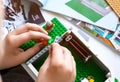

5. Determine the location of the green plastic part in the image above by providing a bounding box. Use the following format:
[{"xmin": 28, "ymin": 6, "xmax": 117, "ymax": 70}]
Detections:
[
  {"xmin": 20, "ymin": 40, "xmax": 37, "ymax": 51},
  {"xmin": 48, "ymin": 39, "xmax": 54, "ymax": 44},
  {"xmin": 20, "ymin": 18, "xmax": 67, "ymax": 50},
  {"xmin": 114, "ymin": 78, "xmax": 119, "ymax": 82},
  {"xmin": 44, "ymin": 18, "xmax": 67, "ymax": 44},
  {"xmin": 66, "ymin": 0, "xmax": 103, "ymax": 22}
]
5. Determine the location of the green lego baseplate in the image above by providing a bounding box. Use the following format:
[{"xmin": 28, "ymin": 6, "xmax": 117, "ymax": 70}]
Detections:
[
  {"xmin": 44, "ymin": 18, "xmax": 67, "ymax": 44},
  {"xmin": 20, "ymin": 18, "xmax": 67, "ymax": 50}
]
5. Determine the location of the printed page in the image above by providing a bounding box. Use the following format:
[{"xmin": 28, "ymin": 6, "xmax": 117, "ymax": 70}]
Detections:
[
  {"xmin": 42, "ymin": 0, "xmax": 119, "ymax": 31},
  {"xmin": 3, "ymin": 0, "xmax": 45, "ymax": 38},
  {"xmin": 110, "ymin": 25, "xmax": 120, "ymax": 51}
]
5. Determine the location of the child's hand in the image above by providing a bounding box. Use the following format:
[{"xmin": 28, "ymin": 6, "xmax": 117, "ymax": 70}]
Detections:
[
  {"xmin": 0, "ymin": 23, "xmax": 50, "ymax": 70},
  {"xmin": 37, "ymin": 43, "xmax": 76, "ymax": 82}
]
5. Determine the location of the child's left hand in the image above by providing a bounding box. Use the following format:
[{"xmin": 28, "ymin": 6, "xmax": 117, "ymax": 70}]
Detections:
[{"xmin": 0, "ymin": 23, "xmax": 50, "ymax": 70}]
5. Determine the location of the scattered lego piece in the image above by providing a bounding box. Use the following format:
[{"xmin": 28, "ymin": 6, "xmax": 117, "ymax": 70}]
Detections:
[
  {"xmin": 106, "ymin": 72, "xmax": 111, "ymax": 78},
  {"xmin": 89, "ymin": 79, "xmax": 94, "ymax": 82},
  {"xmin": 114, "ymin": 78, "xmax": 119, "ymax": 82},
  {"xmin": 87, "ymin": 76, "xmax": 94, "ymax": 82}
]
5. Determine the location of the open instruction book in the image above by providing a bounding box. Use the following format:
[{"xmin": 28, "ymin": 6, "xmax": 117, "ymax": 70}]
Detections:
[{"xmin": 29, "ymin": 0, "xmax": 119, "ymax": 32}]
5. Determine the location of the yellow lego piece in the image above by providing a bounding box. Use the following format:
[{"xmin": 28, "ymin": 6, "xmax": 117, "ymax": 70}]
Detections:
[
  {"xmin": 106, "ymin": 0, "xmax": 120, "ymax": 18},
  {"xmin": 89, "ymin": 79, "xmax": 94, "ymax": 82}
]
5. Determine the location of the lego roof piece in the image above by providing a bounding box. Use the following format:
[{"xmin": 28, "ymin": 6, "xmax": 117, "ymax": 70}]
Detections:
[{"xmin": 106, "ymin": 0, "xmax": 120, "ymax": 18}]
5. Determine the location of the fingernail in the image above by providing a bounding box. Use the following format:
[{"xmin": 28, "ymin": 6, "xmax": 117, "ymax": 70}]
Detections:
[
  {"xmin": 48, "ymin": 36, "xmax": 51, "ymax": 40},
  {"xmin": 45, "ymin": 31, "xmax": 48, "ymax": 34},
  {"xmin": 52, "ymin": 43, "xmax": 60, "ymax": 47}
]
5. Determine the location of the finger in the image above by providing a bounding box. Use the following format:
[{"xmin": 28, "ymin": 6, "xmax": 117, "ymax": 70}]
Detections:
[
  {"xmin": 72, "ymin": 56, "xmax": 76, "ymax": 78},
  {"xmin": 63, "ymin": 47, "xmax": 76, "ymax": 80},
  {"xmin": 19, "ymin": 43, "xmax": 44, "ymax": 62},
  {"xmin": 63, "ymin": 47, "xmax": 76, "ymax": 78},
  {"xmin": 49, "ymin": 43, "xmax": 64, "ymax": 67},
  {"xmin": 62, "ymin": 47, "xmax": 73, "ymax": 71},
  {"xmin": 12, "ymin": 23, "xmax": 48, "ymax": 35},
  {"xmin": 12, "ymin": 31, "xmax": 50, "ymax": 47}
]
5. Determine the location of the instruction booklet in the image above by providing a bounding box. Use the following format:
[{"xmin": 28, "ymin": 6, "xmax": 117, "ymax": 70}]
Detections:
[{"xmin": 29, "ymin": 0, "xmax": 119, "ymax": 32}]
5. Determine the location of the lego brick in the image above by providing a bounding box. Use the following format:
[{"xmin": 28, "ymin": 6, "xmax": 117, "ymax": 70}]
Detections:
[{"xmin": 20, "ymin": 40, "xmax": 37, "ymax": 51}]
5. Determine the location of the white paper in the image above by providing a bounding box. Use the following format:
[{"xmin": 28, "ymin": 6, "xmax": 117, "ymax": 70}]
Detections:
[{"xmin": 42, "ymin": 0, "xmax": 119, "ymax": 31}]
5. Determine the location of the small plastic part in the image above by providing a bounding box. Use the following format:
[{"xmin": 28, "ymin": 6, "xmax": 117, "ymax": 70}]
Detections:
[
  {"xmin": 46, "ymin": 21, "xmax": 54, "ymax": 32},
  {"xmin": 89, "ymin": 79, "xmax": 94, "ymax": 82},
  {"xmin": 114, "ymin": 78, "xmax": 119, "ymax": 82},
  {"xmin": 48, "ymin": 38, "xmax": 54, "ymax": 44},
  {"xmin": 20, "ymin": 40, "xmax": 36, "ymax": 51},
  {"xmin": 41, "ymin": 40, "xmax": 48, "ymax": 45},
  {"xmin": 88, "ymin": 76, "xmax": 94, "ymax": 82}
]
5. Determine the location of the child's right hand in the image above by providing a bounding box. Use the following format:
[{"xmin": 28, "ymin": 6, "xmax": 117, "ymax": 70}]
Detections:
[{"xmin": 37, "ymin": 43, "xmax": 76, "ymax": 82}]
